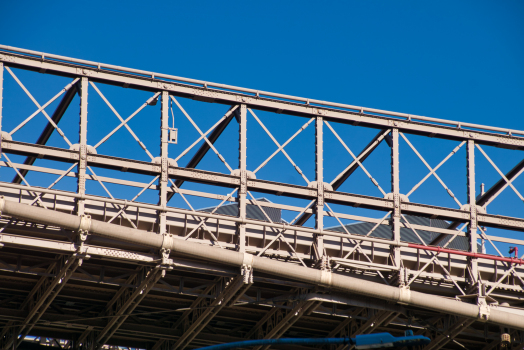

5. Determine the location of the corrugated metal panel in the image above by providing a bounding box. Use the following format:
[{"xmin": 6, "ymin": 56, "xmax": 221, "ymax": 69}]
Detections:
[
  {"xmin": 326, "ymin": 215, "xmax": 474, "ymax": 251},
  {"xmin": 199, "ymin": 198, "xmax": 282, "ymax": 223},
  {"xmin": 200, "ymin": 200, "xmax": 475, "ymax": 252}
]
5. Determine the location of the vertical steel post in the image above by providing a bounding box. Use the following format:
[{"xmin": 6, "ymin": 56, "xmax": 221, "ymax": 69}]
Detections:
[
  {"xmin": 0, "ymin": 62, "xmax": 3, "ymax": 137},
  {"xmin": 391, "ymin": 128, "xmax": 401, "ymax": 269},
  {"xmin": 238, "ymin": 104, "xmax": 247, "ymax": 253},
  {"xmin": 315, "ymin": 116, "xmax": 324, "ymax": 259},
  {"xmin": 467, "ymin": 139, "xmax": 478, "ymax": 283},
  {"xmin": 76, "ymin": 77, "xmax": 88, "ymax": 216},
  {"xmin": 159, "ymin": 91, "xmax": 169, "ymax": 235}
]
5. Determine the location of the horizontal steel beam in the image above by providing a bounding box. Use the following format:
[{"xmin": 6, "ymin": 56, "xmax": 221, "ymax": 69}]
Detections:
[
  {"xmin": 3, "ymin": 140, "xmax": 524, "ymax": 232},
  {"xmin": 0, "ymin": 199, "xmax": 522, "ymax": 330},
  {"xmin": 1, "ymin": 51, "xmax": 524, "ymax": 149}
]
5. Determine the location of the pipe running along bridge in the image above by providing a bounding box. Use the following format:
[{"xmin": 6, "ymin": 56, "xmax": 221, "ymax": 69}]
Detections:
[{"xmin": 0, "ymin": 45, "xmax": 523, "ymax": 350}]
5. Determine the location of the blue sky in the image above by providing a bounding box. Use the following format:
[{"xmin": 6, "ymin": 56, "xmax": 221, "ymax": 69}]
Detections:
[{"xmin": 1, "ymin": 0, "xmax": 523, "ymax": 255}]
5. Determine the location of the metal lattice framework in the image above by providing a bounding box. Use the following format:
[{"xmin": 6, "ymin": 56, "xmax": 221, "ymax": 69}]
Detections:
[{"xmin": 0, "ymin": 45, "xmax": 523, "ymax": 350}]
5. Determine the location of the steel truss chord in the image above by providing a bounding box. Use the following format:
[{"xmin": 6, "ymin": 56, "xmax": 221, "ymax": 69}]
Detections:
[{"xmin": 2, "ymin": 48, "xmax": 524, "ymax": 149}]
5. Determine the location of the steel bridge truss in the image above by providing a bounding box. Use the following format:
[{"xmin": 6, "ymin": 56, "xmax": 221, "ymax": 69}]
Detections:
[{"xmin": 0, "ymin": 45, "xmax": 523, "ymax": 350}]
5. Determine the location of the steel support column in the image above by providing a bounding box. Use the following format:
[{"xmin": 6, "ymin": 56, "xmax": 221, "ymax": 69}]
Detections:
[
  {"xmin": 0, "ymin": 62, "xmax": 3, "ymax": 147},
  {"xmin": 391, "ymin": 128, "xmax": 401, "ymax": 269},
  {"xmin": 467, "ymin": 140, "xmax": 478, "ymax": 284},
  {"xmin": 76, "ymin": 77, "xmax": 88, "ymax": 216},
  {"xmin": 158, "ymin": 91, "xmax": 169, "ymax": 235},
  {"xmin": 237, "ymin": 104, "xmax": 247, "ymax": 253},
  {"xmin": 314, "ymin": 116, "xmax": 324, "ymax": 260}
]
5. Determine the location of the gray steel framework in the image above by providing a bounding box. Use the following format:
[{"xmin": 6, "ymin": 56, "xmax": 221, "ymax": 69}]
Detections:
[{"xmin": 0, "ymin": 45, "xmax": 523, "ymax": 350}]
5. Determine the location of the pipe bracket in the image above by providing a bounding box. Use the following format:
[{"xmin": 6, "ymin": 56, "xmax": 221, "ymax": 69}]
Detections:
[
  {"xmin": 319, "ymin": 269, "xmax": 332, "ymax": 288},
  {"xmin": 478, "ymin": 299, "xmax": 490, "ymax": 321},
  {"xmin": 78, "ymin": 214, "xmax": 91, "ymax": 241},
  {"xmin": 161, "ymin": 234, "xmax": 174, "ymax": 251},
  {"xmin": 0, "ymin": 196, "xmax": 5, "ymax": 217},
  {"xmin": 398, "ymin": 286, "xmax": 411, "ymax": 305},
  {"xmin": 241, "ymin": 253, "xmax": 254, "ymax": 284}
]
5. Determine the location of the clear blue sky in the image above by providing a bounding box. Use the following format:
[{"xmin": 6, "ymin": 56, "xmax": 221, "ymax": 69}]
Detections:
[{"xmin": 1, "ymin": 0, "xmax": 523, "ymax": 254}]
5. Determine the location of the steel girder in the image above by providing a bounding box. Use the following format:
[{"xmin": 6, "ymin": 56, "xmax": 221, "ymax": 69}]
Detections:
[
  {"xmin": 1, "ymin": 48, "xmax": 524, "ymax": 149},
  {"xmin": 1, "ymin": 45, "xmax": 524, "ymax": 350},
  {"xmin": 0, "ymin": 247, "xmax": 519, "ymax": 350}
]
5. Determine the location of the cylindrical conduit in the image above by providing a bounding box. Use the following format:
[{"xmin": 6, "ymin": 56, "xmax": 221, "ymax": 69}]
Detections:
[
  {"xmin": 1, "ymin": 198, "xmax": 522, "ymax": 330},
  {"xmin": 409, "ymin": 243, "xmax": 524, "ymax": 265}
]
